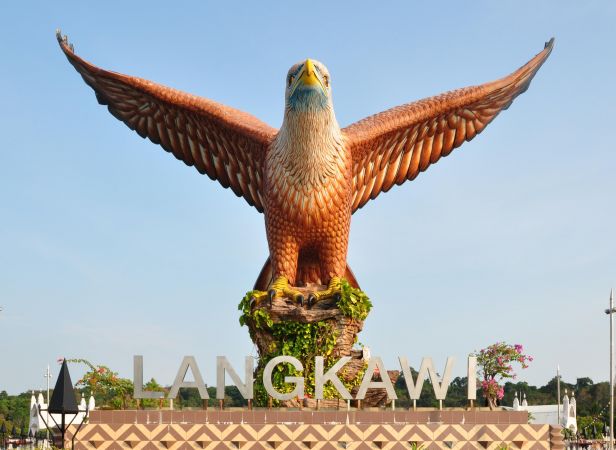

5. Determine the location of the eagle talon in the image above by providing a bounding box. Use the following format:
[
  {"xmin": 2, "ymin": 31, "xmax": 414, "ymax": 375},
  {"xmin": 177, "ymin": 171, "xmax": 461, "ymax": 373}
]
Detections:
[
  {"xmin": 307, "ymin": 294, "xmax": 317, "ymax": 308},
  {"xmin": 308, "ymin": 276, "xmax": 343, "ymax": 304},
  {"xmin": 268, "ymin": 276, "xmax": 306, "ymax": 306},
  {"xmin": 247, "ymin": 290, "xmax": 269, "ymax": 308},
  {"xmin": 268, "ymin": 289, "xmax": 276, "ymax": 306}
]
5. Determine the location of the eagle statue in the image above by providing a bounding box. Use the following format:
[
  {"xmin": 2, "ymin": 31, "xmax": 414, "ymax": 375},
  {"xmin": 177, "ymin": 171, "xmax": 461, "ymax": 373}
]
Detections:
[{"xmin": 57, "ymin": 32, "xmax": 553, "ymax": 307}]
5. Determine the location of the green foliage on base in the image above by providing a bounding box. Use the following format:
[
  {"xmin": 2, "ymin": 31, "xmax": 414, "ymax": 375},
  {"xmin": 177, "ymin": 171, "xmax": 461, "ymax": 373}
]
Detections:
[
  {"xmin": 337, "ymin": 279, "xmax": 372, "ymax": 320},
  {"xmin": 238, "ymin": 291, "xmax": 272, "ymax": 329},
  {"xmin": 238, "ymin": 280, "xmax": 370, "ymax": 406}
]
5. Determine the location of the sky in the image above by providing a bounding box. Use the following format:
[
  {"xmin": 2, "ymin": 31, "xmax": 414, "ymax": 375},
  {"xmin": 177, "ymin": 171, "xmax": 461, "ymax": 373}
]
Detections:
[{"xmin": 0, "ymin": 1, "xmax": 614, "ymax": 396}]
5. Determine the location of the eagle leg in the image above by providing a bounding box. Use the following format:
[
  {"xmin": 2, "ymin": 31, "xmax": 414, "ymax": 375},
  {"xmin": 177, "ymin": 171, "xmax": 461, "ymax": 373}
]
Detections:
[{"xmin": 307, "ymin": 276, "xmax": 342, "ymax": 308}]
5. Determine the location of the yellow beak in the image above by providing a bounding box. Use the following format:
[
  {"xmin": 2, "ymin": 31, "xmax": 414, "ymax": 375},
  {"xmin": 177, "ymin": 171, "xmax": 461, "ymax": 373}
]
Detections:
[
  {"xmin": 290, "ymin": 59, "xmax": 326, "ymax": 98},
  {"xmin": 300, "ymin": 59, "xmax": 319, "ymax": 87}
]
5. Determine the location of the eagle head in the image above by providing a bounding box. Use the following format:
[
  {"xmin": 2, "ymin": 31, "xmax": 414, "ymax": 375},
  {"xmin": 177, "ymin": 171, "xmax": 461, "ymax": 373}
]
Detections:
[{"xmin": 285, "ymin": 59, "xmax": 332, "ymax": 112}]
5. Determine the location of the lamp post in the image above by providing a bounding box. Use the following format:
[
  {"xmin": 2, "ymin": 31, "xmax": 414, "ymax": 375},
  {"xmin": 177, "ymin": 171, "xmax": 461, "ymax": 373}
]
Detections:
[
  {"xmin": 605, "ymin": 289, "xmax": 615, "ymax": 450},
  {"xmin": 39, "ymin": 359, "xmax": 88, "ymax": 450},
  {"xmin": 44, "ymin": 364, "xmax": 52, "ymax": 444}
]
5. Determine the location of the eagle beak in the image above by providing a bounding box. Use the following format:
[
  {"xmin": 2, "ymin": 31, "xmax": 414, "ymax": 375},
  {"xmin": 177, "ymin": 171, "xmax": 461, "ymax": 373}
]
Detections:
[
  {"xmin": 301, "ymin": 59, "xmax": 320, "ymax": 87},
  {"xmin": 290, "ymin": 59, "xmax": 326, "ymax": 98}
]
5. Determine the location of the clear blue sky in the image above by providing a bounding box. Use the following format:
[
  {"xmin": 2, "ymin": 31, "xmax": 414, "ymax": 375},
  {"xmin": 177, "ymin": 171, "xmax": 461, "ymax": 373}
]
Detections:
[{"xmin": 1, "ymin": 1, "xmax": 614, "ymax": 396}]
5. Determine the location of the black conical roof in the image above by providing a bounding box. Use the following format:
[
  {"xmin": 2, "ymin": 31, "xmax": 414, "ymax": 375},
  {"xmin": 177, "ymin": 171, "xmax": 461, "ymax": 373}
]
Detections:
[{"xmin": 48, "ymin": 359, "xmax": 79, "ymax": 414}]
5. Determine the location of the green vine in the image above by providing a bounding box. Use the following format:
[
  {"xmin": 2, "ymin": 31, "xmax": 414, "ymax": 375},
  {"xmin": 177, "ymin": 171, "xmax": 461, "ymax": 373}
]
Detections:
[
  {"xmin": 239, "ymin": 291, "xmax": 272, "ymax": 329},
  {"xmin": 238, "ymin": 280, "xmax": 371, "ymax": 406},
  {"xmin": 337, "ymin": 279, "xmax": 372, "ymax": 320}
]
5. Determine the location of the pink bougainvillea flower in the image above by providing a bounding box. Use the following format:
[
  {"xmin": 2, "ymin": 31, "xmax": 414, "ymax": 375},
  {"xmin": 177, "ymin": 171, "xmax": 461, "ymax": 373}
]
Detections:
[{"xmin": 497, "ymin": 387, "xmax": 505, "ymax": 400}]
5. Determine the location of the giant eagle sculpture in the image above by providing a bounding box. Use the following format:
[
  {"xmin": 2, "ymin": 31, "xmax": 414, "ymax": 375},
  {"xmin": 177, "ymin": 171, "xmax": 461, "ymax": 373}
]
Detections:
[{"xmin": 57, "ymin": 32, "xmax": 553, "ymax": 306}]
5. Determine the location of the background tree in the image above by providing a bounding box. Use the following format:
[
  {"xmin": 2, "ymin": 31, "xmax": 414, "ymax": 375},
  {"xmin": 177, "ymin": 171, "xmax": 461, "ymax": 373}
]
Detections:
[
  {"xmin": 140, "ymin": 378, "xmax": 169, "ymax": 409},
  {"xmin": 176, "ymin": 386, "xmax": 245, "ymax": 408},
  {"xmin": 0, "ymin": 391, "xmax": 29, "ymax": 436}
]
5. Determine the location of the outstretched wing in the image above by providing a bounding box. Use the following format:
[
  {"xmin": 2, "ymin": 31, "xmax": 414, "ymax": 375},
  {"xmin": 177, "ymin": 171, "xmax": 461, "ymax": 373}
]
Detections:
[
  {"xmin": 57, "ymin": 31, "xmax": 277, "ymax": 212},
  {"xmin": 344, "ymin": 39, "xmax": 554, "ymax": 213}
]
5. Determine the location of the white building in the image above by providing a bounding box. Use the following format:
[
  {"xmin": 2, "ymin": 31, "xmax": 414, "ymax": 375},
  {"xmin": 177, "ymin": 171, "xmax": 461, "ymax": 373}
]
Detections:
[
  {"xmin": 28, "ymin": 391, "xmax": 95, "ymax": 435},
  {"xmin": 507, "ymin": 390, "xmax": 577, "ymax": 433}
]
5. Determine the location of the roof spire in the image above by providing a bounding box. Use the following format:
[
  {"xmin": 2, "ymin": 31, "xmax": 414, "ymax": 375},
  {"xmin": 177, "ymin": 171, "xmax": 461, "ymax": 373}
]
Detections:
[
  {"xmin": 48, "ymin": 359, "xmax": 79, "ymax": 414},
  {"xmin": 513, "ymin": 392, "xmax": 520, "ymax": 410}
]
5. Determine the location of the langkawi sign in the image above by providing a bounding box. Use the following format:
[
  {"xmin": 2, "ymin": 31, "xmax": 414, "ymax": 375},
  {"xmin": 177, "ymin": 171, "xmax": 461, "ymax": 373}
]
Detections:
[{"xmin": 134, "ymin": 355, "xmax": 478, "ymax": 402}]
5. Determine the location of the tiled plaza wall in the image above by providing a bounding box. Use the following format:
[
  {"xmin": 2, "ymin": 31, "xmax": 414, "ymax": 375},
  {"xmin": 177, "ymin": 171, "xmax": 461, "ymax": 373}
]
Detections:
[{"xmin": 69, "ymin": 410, "xmax": 564, "ymax": 450}]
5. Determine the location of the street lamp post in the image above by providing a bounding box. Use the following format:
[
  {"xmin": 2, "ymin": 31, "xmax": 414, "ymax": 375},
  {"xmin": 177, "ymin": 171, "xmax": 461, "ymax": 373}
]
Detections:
[
  {"xmin": 39, "ymin": 359, "xmax": 88, "ymax": 450},
  {"xmin": 605, "ymin": 289, "xmax": 615, "ymax": 450},
  {"xmin": 44, "ymin": 365, "xmax": 52, "ymax": 445}
]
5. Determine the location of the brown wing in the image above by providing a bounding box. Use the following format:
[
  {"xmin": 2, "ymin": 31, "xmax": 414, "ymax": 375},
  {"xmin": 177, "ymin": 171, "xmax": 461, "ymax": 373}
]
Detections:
[
  {"xmin": 344, "ymin": 39, "xmax": 554, "ymax": 213},
  {"xmin": 57, "ymin": 31, "xmax": 277, "ymax": 212}
]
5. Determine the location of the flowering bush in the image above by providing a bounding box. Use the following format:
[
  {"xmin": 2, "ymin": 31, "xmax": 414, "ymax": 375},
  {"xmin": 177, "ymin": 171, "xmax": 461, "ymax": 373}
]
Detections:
[
  {"xmin": 65, "ymin": 358, "xmax": 134, "ymax": 409},
  {"xmin": 472, "ymin": 342, "xmax": 532, "ymax": 409}
]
